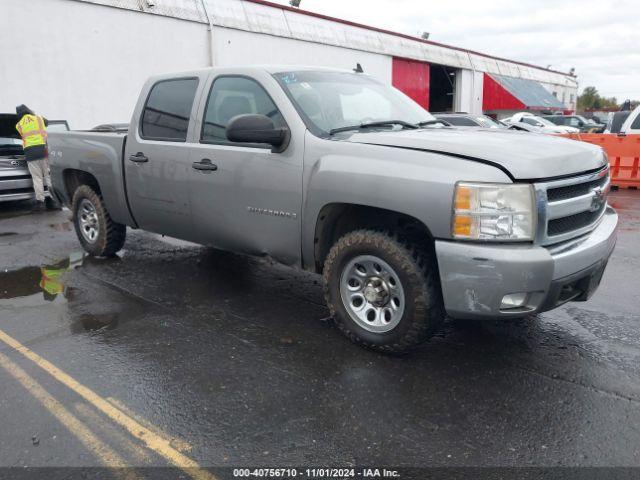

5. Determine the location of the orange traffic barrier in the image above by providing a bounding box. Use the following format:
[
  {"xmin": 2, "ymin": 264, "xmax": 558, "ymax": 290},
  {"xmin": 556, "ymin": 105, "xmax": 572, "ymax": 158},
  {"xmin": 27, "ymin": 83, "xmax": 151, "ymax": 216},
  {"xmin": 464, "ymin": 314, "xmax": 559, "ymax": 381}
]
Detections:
[{"xmin": 558, "ymin": 133, "xmax": 640, "ymax": 189}]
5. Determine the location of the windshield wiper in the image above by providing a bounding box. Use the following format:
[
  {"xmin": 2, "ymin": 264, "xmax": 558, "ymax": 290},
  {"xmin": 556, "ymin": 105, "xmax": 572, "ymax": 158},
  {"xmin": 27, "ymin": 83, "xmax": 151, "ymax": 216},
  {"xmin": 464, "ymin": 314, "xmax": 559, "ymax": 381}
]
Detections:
[
  {"xmin": 417, "ymin": 119, "xmax": 451, "ymax": 127},
  {"xmin": 329, "ymin": 120, "xmax": 419, "ymax": 135}
]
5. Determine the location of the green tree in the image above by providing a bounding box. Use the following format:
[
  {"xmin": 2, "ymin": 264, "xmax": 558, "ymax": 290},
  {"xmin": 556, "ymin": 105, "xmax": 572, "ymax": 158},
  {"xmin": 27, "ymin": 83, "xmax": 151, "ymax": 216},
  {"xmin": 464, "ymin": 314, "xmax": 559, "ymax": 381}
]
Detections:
[
  {"xmin": 578, "ymin": 86, "xmax": 622, "ymax": 111},
  {"xmin": 578, "ymin": 86, "xmax": 599, "ymax": 110}
]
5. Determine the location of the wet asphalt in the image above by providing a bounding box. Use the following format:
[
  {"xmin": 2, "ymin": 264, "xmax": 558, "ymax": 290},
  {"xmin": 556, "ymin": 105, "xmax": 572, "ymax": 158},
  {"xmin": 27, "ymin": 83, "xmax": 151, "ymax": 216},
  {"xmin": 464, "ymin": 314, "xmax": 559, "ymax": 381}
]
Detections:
[{"xmin": 0, "ymin": 190, "xmax": 639, "ymax": 473}]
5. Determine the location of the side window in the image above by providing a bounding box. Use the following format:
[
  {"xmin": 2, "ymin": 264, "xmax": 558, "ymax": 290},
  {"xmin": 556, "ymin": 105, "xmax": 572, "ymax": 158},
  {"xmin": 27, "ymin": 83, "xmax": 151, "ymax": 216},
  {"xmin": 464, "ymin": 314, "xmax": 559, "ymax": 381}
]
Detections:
[
  {"xmin": 568, "ymin": 117, "xmax": 581, "ymax": 127},
  {"xmin": 631, "ymin": 114, "xmax": 640, "ymax": 130},
  {"xmin": 141, "ymin": 78, "xmax": 198, "ymax": 141},
  {"xmin": 201, "ymin": 76, "xmax": 285, "ymax": 143}
]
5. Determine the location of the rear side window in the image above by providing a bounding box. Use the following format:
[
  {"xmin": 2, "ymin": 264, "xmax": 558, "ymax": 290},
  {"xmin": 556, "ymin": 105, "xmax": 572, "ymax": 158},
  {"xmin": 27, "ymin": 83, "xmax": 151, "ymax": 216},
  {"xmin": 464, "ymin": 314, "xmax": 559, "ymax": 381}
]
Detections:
[
  {"xmin": 201, "ymin": 76, "xmax": 285, "ymax": 143},
  {"xmin": 141, "ymin": 78, "xmax": 199, "ymax": 141},
  {"xmin": 443, "ymin": 116, "xmax": 477, "ymax": 127},
  {"xmin": 631, "ymin": 114, "xmax": 640, "ymax": 130}
]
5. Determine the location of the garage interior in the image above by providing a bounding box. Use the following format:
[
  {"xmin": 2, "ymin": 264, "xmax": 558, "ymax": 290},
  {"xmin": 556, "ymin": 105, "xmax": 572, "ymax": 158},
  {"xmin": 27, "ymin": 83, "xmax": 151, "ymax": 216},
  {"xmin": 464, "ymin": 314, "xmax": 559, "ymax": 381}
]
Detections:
[{"xmin": 429, "ymin": 64, "xmax": 457, "ymax": 112}]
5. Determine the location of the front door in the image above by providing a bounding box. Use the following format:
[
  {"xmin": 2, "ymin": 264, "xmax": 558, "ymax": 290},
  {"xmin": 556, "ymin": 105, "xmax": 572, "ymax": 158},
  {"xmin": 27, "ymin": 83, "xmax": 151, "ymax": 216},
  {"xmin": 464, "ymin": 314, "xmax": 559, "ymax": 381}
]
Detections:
[
  {"xmin": 124, "ymin": 77, "xmax": 201, "ymax": 240},
  {"xmin": 188, "ymin": 75, "xmax": 303, "ymax": 266}
]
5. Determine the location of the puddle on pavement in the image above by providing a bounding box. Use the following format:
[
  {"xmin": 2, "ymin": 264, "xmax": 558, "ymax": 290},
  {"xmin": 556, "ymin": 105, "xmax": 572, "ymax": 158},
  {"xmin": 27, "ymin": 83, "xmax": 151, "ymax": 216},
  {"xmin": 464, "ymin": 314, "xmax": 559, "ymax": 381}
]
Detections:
[
  {"xmin": 0, "ymin": 251, "xmax": 148, "ymax": 334},
  {"xmin": 0, "ymin": 251, "xmax": 86, "ymax": 302}
]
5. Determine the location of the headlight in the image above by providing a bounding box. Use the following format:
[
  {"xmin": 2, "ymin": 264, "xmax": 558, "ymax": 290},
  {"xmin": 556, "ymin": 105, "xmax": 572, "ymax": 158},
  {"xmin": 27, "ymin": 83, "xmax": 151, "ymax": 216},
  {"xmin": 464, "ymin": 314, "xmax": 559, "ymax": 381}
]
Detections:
[{"xmin": 452, "ymin": 182, "xmax": 535, "ymax": 241}]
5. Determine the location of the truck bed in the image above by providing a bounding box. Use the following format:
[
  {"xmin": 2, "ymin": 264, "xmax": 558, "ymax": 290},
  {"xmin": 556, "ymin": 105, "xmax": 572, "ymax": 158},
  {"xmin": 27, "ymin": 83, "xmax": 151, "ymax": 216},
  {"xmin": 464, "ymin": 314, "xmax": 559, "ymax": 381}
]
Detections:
[{"xmin": 47, "ymin": 130, "xmax": 136, "ymax": 226}]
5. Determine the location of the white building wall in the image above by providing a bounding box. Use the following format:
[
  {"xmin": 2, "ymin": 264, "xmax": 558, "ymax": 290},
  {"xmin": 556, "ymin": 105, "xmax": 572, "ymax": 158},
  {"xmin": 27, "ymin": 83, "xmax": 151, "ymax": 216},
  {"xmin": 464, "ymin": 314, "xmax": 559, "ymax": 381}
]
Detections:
[
  {"xmin": 212, "ymin": 27, "xmax": 393, "ymax": 83},
  {"xmin": 540, "ymin": 83, "xmax": 577, "ymax": 112},
  {"xmin": 0, "ymin": 0, "xmax": 209, "ymax": 129}
]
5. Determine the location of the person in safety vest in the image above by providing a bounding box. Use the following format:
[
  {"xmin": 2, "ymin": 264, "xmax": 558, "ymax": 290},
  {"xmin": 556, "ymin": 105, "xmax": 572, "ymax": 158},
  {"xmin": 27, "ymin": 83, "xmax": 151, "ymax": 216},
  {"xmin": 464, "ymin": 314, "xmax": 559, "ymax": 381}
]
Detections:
[{"xmin": 15, "ymin": 104, "xmax": 61, "ymax": 211}]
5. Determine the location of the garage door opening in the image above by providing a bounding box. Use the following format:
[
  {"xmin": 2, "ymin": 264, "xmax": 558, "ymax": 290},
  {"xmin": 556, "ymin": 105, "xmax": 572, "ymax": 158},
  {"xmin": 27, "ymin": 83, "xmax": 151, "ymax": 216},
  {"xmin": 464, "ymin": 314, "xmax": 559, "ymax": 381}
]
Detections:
[{"xmin": 429, "ymin": 64, "xmax": 457, "ymax": 113}]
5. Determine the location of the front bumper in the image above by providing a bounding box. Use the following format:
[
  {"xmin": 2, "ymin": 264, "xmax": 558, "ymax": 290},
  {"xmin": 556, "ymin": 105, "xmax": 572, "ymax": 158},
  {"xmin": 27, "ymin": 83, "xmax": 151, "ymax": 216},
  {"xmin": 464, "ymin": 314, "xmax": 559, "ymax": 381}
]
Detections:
[{"xmin": 435, "ymin": 207, "xmax": 618, "ymax": 319}]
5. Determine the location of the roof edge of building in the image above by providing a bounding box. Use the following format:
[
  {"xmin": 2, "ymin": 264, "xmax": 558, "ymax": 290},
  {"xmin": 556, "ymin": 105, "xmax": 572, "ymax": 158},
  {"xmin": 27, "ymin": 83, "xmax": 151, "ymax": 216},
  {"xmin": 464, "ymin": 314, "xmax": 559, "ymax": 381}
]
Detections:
[{"xmin": 245, "ymin": 0, "xmax": 576, "ymax": 79}]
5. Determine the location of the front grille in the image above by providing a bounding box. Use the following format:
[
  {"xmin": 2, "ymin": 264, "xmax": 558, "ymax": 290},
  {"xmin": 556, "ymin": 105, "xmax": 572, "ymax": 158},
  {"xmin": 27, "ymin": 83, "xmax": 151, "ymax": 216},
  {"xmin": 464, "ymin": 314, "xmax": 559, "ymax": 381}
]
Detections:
[
  {"xmin": 537, "ymin": 166, "xmax": 610, "ymax": 245},
  {"xmin": 547, "ymin": 204, "xmax": 606, "ymax": 236},
  {"xmin": 546, "ymin": 175, "xmax": 608, "ymax": 202}
]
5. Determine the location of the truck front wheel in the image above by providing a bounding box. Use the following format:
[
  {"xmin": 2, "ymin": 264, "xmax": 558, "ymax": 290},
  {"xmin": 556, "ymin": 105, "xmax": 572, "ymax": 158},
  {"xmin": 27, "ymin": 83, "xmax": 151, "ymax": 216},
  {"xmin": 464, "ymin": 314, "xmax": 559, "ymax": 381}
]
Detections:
[
  {"xmin": 323, "ymin": 230, "xmax": 445, "ymax": 353},
  {"xmin": 71, "ymin": 185, "xmax": 126, "ymax": 257}
]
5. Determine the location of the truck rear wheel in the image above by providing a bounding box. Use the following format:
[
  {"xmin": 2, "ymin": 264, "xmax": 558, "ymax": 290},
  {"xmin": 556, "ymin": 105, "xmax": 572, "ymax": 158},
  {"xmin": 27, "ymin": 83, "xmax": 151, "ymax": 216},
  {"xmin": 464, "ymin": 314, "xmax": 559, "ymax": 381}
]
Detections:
[
  {"xmin": 71, "ymin": 185, "xmax": 126, "ymax": 257},
  {"xmin": 323, "ymin": 230, "xmax": 445, "ymax": 353}
]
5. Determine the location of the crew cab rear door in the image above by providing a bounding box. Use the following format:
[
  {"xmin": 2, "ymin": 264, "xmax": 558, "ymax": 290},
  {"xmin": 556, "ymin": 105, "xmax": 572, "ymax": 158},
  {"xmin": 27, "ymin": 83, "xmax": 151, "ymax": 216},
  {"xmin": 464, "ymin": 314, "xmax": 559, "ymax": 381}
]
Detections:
[
  {"xmin": 186, "ymin": 71, "xmax": 304, "ymax": 266},
  {"xmin": 124, "ymin": 76, "xmax": 204, "ymax": 240}
]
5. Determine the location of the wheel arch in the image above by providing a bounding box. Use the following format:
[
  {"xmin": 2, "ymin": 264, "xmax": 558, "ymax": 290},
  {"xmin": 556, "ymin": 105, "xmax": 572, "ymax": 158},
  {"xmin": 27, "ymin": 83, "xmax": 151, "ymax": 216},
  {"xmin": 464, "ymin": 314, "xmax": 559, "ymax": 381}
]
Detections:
[
  {"xmin": 312, "ymin": 203, "xmax": 435, "ymax": 273},
  {"xmin": 62, "ymin": 169, "xmax": 101, "ymax": 204}
]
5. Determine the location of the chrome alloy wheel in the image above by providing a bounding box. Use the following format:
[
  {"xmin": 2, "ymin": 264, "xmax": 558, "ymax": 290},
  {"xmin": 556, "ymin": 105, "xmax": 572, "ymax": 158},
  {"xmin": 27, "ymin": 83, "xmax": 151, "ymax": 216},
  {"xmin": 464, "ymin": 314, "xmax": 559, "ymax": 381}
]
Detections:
[
  {"xmin": 339, "ymin": 255, "xmax": 405, "ymax": 333},
  {"xmin": 78, "ymin": 198, "xmax": 99, "ymax": 243}
]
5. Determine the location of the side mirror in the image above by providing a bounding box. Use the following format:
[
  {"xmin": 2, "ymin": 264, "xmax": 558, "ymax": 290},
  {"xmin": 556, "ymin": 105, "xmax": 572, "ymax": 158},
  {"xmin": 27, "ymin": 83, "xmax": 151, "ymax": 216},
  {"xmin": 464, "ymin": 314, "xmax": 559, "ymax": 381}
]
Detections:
[{"xmin": 226, "ymin": 114, "xmax": 288, "ymax": 150}]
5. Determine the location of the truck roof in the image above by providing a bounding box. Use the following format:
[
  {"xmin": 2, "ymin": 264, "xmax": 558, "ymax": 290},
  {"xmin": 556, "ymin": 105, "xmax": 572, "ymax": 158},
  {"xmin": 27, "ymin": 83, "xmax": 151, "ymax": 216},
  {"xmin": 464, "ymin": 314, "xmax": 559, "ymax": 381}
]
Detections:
[{"xmin": 145, "ymin": 65, "xmax": 361, "ymax": 82}]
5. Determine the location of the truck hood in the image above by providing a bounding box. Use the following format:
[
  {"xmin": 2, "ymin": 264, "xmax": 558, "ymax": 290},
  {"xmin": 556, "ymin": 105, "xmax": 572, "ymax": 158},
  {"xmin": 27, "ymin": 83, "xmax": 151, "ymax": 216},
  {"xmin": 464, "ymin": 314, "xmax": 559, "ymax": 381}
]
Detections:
[
  {"xmin": 344, "ymin": 127, "xmax": 606, "ymax": 180},
  {"xmin": 0, "ymin": 114, "xmax": 20, "ymax": 139}
]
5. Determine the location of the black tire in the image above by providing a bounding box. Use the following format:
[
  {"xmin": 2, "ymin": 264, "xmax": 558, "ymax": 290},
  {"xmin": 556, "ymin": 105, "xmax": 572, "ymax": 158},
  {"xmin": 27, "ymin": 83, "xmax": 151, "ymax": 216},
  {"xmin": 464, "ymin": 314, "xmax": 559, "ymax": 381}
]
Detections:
[
  {"xmin": 71, "ymin": 185, "xmax": 126, "ymax": 257},
  {"xmin": 323, "ymin": 230, "xmax": 445, "ymax": 353}
]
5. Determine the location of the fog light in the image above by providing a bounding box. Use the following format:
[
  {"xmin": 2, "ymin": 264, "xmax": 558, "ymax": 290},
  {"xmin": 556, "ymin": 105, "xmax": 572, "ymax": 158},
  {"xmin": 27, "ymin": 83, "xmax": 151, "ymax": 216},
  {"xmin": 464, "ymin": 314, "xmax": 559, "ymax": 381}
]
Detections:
[{"xmin": 501, "ymin": 292, "xmax": 528, "ymax": 309}]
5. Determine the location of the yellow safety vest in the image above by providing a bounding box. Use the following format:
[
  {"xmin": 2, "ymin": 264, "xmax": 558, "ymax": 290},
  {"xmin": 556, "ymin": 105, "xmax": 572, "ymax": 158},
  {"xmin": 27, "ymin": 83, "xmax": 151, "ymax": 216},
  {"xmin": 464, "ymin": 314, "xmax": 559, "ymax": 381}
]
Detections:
[
  {"xmin": 39, "ymin": 267, "xmax": 65, "ymax": 296},
  {"xmin": 16, "ymin": 114, "xmax": 47, "ymax": 149}
]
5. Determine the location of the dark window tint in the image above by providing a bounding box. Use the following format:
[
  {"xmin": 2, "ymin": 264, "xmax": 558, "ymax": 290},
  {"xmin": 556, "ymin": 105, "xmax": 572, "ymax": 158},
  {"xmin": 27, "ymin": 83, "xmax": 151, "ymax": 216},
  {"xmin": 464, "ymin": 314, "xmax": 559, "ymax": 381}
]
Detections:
[
  {"xmin": 201, "ymin": 76, "xmax": 285, "ymax": 143},
  {"xmin": 141, "ymin": 78, "xmax": 198, "ymax": 141},
  {"xmin": 610, "ymin": 112, "xmax": 630, "ymax": 133},
  {"xmin": 631, "ymin": 113, "xmax": 640, "ymax": 130},
  {"xmin": 522, "ymin": 117, "xmax": 542, "ymax": 126},
  {"xmin": 546, "ymin": 116, "xmax": 562, "ymax": 125},
  {"xmin": 442, "ymin": 116, "xmax": 477, "ymax": 127}
]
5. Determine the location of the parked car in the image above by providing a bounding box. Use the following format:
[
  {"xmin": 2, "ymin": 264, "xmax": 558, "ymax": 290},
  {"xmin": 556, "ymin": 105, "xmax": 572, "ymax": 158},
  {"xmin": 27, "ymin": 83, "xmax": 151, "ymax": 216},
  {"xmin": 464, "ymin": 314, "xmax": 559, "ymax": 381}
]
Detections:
[
  {"xmin": 433, "ymin": 113, "xmax": 505, "ymax": 129},
  {"xmin": 48, "ymin": 66, "xmax": 617, "ymax": 353},
  {"xmin": 502, "ymin": 112, "xmax": 580, "ymax": 134},
  {"xmin": 604, "ymin": 111, "xmax": 631, "ymax": 134},
  {"xmin": 618, "ymin": 105, "xmax": 640, "ymax": 134},
  {"xmin": 544, "ymin": 114, "xmax": 606, "ymax": 133},
  {"xmin": 504, "ymin": 122, "xmax": 542, "ymax": 133},
  {"xmin": 1, "ymin": 114, "xmax": 70, "ymax": 203}
]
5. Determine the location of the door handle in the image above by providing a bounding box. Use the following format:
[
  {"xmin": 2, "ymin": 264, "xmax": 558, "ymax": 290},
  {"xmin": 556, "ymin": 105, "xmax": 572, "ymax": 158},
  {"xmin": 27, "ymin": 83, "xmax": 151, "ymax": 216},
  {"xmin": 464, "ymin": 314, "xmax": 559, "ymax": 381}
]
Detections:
[
  {"xmin": 192, "ymin": 159, "xmax": 218, "ymax": 172},
  {"xmin": 129, "ymin": 152, "xmax": 149, "ymax": 163}
]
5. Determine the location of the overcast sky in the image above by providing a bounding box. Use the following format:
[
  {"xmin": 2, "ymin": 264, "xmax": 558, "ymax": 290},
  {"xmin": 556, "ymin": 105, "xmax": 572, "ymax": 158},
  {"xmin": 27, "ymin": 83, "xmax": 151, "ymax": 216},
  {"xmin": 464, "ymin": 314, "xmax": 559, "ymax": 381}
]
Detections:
[{"xmin": 270, "ymin": 0, "xmax": 639, "ymax": 100}]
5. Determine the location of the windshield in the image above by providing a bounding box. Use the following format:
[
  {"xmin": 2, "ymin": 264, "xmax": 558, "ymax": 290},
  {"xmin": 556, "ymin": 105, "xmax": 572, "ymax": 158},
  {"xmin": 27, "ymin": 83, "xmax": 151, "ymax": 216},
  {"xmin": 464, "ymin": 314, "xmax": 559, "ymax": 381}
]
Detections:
[
  {"xmin": 575, "ymin": 115, "xmax": 592, "ymax": 124},
  {"xmin": 534, "ymin": 116, "xmax": 558, "ymax": 127},
  {"xmin": 473, "ymin": 115, "xmax": 502, "ymax": 128},
  {"xmin": 522, "ymin": 116, "xmax": 556, "ymax": 127},
  {"xmin": 273, "ymin": 70, "xmax": 435, "ymax": 136}
]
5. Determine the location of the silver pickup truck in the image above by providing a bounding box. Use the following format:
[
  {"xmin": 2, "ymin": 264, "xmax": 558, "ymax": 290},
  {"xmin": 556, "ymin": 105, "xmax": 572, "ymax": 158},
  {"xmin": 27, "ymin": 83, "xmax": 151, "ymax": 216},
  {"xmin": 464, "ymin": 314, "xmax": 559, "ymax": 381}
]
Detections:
[{"xmin": 48, "ymin": 66, "xmax": 617, "ymax": 353}]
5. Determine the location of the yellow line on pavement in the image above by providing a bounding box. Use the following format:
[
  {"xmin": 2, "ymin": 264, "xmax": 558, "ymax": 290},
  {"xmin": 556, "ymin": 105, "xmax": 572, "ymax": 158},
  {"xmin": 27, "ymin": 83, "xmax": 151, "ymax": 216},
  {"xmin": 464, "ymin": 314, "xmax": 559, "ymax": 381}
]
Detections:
[
  {"xmin": 0, "ymin": 350, "xmax": 138, "ymax": 480},
  {"xmin": 106, "ymin": 396, "xmax": 193, "ymax": 453},
  {"xmin": 74, "ymin": 402, "xmax": 154, "ymax": 465},
  {"xmin": 0, "ymin": 329, "xmax": 217, "ymax": 480}
]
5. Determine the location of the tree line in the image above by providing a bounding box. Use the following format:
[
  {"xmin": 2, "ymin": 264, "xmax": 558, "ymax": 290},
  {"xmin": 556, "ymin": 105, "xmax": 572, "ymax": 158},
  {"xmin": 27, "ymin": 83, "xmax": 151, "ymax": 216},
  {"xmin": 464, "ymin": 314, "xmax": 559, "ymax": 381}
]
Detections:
[{"xmin": 578, "ymin": 86, "xmax": 638, "ymax": 111}]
